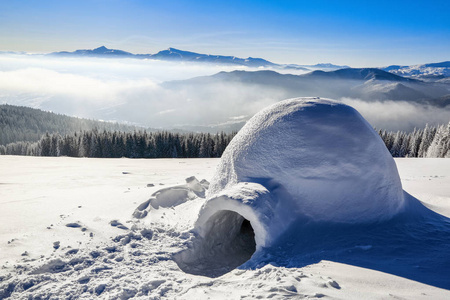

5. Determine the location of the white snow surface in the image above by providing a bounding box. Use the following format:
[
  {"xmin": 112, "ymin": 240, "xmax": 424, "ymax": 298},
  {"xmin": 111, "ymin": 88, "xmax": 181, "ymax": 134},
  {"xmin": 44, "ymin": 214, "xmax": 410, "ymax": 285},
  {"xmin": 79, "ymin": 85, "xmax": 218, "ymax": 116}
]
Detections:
[
  {"xmin": 1, "ymin": 100, "xmax": 450, "ymax": 299},
  {"xmin": 0, "ymin": 156, "xmax": 450, "ymax": 299},
  {"xmin": 204, "ymin": 98, "xmax": 404, "ymax": 248}
]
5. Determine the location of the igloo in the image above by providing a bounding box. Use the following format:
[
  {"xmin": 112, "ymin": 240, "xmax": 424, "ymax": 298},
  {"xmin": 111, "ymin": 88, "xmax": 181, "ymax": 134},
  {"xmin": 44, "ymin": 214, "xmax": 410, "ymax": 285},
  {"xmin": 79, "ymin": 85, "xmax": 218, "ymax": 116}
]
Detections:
[{"xmin": 175, "ymin": 97, "xmax": 406, "ymax": 277}]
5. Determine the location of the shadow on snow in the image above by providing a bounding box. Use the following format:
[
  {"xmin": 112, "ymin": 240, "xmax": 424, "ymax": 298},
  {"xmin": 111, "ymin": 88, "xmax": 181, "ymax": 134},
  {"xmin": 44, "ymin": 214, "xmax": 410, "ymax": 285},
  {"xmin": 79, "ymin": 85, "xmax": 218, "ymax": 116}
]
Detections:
[{"xmin": 241, "ymin": 192, "xmax": 450, "ymax": 290}]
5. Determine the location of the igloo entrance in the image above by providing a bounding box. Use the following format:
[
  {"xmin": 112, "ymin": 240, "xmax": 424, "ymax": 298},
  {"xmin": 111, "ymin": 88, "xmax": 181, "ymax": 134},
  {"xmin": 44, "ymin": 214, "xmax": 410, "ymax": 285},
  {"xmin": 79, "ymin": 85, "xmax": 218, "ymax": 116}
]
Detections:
[{"xmin": 174, "ymin": 210, "xmax": 256, "ymax": 277}]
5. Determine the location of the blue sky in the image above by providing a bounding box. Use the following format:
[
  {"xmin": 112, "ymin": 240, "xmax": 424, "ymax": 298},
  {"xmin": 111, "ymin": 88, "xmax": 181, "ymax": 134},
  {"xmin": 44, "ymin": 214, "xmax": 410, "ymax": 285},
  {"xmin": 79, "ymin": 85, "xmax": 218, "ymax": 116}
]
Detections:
[{"xmin": 1, "ymin": 0, "xmax": 449, "ymax": 66}]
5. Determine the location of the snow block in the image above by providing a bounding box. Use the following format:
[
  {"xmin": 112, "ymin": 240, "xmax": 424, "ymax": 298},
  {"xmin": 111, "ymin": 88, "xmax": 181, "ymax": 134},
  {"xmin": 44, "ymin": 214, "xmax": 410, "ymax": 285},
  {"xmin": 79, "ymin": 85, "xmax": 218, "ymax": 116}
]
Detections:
[{"xmin": 196, "ymin": 98, "xmax": 405, "ymax": 248}]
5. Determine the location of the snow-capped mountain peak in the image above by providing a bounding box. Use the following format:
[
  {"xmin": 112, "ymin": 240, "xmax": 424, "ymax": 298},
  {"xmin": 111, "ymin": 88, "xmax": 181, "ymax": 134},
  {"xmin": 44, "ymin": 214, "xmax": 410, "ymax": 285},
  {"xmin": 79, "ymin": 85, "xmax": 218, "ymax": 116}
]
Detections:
[{"xmin": 383, "ymin": 61, "xmax": 450, "ymax": 80}]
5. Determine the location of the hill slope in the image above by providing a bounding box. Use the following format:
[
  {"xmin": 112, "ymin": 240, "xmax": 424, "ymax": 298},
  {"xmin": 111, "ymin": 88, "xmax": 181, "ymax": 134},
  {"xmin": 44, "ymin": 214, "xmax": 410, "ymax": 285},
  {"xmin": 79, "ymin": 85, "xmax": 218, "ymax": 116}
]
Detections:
[{"xmin": 0, "ymin": 104, "xmax": 142, "ymax": 145}]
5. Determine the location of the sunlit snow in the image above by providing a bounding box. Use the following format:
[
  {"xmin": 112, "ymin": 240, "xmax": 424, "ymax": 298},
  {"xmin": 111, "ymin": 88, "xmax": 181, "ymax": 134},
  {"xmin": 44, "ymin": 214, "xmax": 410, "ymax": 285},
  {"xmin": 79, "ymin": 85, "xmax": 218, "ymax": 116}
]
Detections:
[{"xmin": 1, "ymin": 98, "xmax": 449, "ymax": 299}]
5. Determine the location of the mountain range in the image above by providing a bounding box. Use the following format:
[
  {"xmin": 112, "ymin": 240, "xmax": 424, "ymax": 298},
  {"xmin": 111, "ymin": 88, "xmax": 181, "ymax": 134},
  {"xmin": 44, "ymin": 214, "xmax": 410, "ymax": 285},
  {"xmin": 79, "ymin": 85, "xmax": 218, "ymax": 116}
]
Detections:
[
  {"xmin": 382, "ymin": 62, "xmax": 450, "ymax": 80},
  {"xmin": 165, "ymin": 68, "xmax": 450, "ymax": 107},
  {"xmin": 1, "ymin": 46, "xmax": 449, "ymax": 132},
  {"xmin": 156, "ymin": 67, "xmax": 450, "ymax": 131},
  {"xmin": 48, "ymin": 46, "xmax": 347, "ymax": 70},
  {"xmin": 2, "ymin": 45, "xmax": 449, "ymax": 79},
  {"xmin": 48, "ymin": 46, "xmax": 450, "ymax": 80}
]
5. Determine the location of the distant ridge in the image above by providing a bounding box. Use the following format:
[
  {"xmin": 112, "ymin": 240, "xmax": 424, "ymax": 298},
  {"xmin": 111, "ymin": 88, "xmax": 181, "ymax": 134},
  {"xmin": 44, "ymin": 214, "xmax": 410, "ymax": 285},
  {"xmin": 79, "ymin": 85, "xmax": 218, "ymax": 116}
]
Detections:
[
  {"xmin": 165, "ymin": 68, "xmax": 450, "ymax": 106},
  {"xmin": 4, "ymin": 46, "xmax": 449, "ymax": 77},
  {"xmin": 175, "ymin": 68, "xmax": 420, "ymax": 84},
  {"xmin": 304, "ymin": 68, "xmax": 419, "ymax": 82},
  {"xmin": 47, "ymin": 46, "xmax": 346, "ymax": 71},
  {"xmin": 307, "ymin": 63, "xmax": 350, "ymax": 69},
  {"xmin": 49, "ymin": 46, "xmax": 298, "ymax": 69},
  {"xmin": 51, "ymin": 45, "xmax": 133, "ymax": 57},
  {"xmin": 150, "ymin": 47, "xmax": 277, "ymax": 68}
]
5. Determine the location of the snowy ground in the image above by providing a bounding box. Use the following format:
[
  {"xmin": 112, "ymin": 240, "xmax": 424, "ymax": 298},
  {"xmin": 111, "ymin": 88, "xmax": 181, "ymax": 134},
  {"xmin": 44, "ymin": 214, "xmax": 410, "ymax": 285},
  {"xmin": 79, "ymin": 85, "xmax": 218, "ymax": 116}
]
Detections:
[{"xmin": 0, "ymin": 156, "xmax": 449, "ymax": 299}]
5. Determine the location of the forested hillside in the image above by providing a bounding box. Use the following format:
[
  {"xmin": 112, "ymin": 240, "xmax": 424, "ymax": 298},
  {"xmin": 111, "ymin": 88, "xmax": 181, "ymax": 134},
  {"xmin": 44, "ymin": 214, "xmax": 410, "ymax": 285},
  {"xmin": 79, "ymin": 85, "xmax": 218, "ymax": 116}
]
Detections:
[
  {"xmin": 1, "ymin": 123, "xmax": 449, "ymax": 158},
  {"xmin": 0, "ymin": 104, "xmax": 142, "ymax": 145}
]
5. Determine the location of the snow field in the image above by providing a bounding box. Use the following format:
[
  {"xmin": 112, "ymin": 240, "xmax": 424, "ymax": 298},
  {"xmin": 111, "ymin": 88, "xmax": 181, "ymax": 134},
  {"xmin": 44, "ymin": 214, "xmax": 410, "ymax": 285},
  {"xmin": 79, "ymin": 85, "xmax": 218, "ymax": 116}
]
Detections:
[
  {"xmin": 0, "ymin": 99, "xmax": 449, "ymax": 299},
  {"xmin": 0, "ymin": 157, "xmax": 340, "ymax": 299},
  {"xmin": 0, "ymin": 156, "xmax": 449, "ymax": 299}
]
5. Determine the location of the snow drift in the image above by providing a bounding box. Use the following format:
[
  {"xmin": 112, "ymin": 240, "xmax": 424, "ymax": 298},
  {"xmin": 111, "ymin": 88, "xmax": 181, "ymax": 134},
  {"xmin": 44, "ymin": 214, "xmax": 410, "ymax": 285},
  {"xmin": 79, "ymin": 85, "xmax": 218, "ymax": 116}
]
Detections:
[{"xmin": 175, "ymin": 97, "xmax": 406, "ymax": 276}]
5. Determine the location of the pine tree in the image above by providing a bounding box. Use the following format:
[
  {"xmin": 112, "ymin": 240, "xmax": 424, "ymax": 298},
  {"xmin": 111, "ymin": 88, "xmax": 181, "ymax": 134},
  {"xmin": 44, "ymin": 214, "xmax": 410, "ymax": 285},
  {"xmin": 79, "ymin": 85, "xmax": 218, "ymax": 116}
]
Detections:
[
  {"xmin": 40, "ymin": 133, "xmax": 52, "ymax": 156},
  {"xmin": 418, "ymin": 125, "xmax": 437, "ymax": 157},
  {"xmin": 427, "ymin": 123, "xmax": 450, "ymax": 158}
]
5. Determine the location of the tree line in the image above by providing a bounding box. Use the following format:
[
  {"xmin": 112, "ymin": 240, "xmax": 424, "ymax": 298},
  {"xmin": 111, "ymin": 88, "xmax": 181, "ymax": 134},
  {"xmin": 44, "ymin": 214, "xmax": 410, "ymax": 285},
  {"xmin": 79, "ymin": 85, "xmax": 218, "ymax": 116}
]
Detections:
[
  {"xmin": 379, "ymin": 123, "xmax": 450, "ymax": 158},
  {"xmin": 1, "ymin": 123, "xmax": 449, "ymax": 158},
  {"xmin": 0, "ymin": 130, "xmax": 236, "ymax": 158},
  {"xmin": 2, "ymin": 103, "xmax": 448, "ymax": 158}
]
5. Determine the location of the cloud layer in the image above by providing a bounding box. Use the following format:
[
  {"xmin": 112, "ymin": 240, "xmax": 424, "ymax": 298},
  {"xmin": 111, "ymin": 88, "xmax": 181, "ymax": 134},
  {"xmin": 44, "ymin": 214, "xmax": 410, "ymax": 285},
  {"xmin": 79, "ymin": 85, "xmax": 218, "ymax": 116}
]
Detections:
[
  {"xmin": 1, "ymin": 54, "xmax": 448, "ymax": 131},
  {"xmin": 341, "ymin": 98, "xmax": 450, "ymax": 132}
]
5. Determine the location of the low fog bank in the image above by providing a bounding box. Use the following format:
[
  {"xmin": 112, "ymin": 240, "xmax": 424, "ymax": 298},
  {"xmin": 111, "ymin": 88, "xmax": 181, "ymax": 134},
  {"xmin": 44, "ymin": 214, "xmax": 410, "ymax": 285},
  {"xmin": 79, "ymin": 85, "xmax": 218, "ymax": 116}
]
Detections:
[
  {"xmin": 0, "ymin": 54, "xmax": 309, "ymax": 83},
  {"xmin": 341, "ymin": 98, "xmax": 450, "ymax": 132},
  {"xmin": 1, "ymin": 54, "xmax": 448, "ymax": 132}
]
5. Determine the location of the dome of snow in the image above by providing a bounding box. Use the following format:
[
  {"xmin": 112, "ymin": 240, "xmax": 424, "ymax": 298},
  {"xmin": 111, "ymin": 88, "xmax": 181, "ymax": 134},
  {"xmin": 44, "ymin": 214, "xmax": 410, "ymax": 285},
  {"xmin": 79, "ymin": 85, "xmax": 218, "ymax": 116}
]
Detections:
[{"xmin": 195, "ymin": 98, "xmax": 405, "ymax": 250}]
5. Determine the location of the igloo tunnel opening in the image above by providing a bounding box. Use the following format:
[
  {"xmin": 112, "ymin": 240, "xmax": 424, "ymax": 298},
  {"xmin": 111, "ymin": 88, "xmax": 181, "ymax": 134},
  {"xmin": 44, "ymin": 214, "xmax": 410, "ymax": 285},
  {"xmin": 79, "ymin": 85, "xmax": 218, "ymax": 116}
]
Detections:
[{"xmin": 174, "ymin": 210, "xmax": 256, "ymax": 277}]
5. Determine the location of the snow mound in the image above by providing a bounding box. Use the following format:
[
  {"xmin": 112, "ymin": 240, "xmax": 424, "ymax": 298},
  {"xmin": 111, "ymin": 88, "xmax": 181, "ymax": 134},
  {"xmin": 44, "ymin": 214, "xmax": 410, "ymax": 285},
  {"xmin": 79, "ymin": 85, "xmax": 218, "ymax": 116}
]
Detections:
[
  {"xmin": 132, "ymin": 176, "xmax": 208, "ymax": 218},
  {"xmin": 196, "ymin": 97, "xmax": 405, "ymax": 249}
]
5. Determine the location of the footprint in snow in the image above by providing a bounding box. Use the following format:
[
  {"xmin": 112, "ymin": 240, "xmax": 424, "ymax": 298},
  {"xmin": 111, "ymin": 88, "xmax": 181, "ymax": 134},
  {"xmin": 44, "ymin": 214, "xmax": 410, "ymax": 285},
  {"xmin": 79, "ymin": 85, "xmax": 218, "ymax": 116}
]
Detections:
[{"xmin": 110, "ymin": 220, "xmax": 129, "ymax": 230}]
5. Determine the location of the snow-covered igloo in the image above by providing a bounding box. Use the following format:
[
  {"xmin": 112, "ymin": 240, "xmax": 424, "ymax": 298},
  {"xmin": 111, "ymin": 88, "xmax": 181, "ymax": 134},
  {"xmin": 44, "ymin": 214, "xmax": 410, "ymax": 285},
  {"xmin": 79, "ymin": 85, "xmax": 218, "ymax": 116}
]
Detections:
[{"xmin": 175, "ymin": 97, "xmax": 405, "ymax": 276}]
